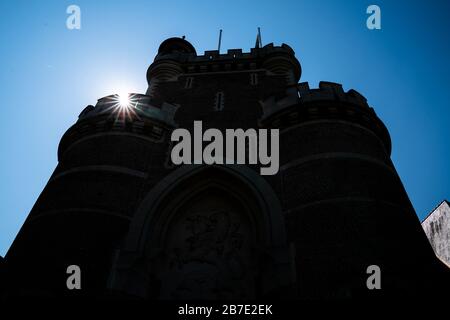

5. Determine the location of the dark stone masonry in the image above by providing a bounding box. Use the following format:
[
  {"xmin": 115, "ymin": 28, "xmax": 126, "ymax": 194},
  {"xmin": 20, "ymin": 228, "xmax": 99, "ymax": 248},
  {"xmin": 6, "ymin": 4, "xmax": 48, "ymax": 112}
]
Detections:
[{"xmin": 1, "ymin": 37, "xmax": 448, "ymax": 299}]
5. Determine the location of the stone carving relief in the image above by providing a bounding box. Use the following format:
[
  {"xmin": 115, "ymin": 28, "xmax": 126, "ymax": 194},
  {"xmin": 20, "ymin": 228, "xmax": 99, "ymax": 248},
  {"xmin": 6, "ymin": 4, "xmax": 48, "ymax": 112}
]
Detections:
[{"xmin": 156, "ymin": 208, "xmax": 256, "ymax": 299}]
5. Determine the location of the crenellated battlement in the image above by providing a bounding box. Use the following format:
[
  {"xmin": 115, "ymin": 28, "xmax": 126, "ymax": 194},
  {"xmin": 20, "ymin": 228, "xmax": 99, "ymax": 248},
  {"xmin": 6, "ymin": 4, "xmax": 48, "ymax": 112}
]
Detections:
[
  {"xmin": 298, "ymin": 81, "xmax": 368, "ymax": 106},
  {"xmin": 154, "ymin": 42, "xmax": 296, "ymax": 64},
  {"xmin": 261, "ymin": 81, "xmax": 371, "ymax": 120},
  {"xmin": 58, "ymin": 94, "xmax": 178, "ymax": 160},
  {"xmin": 78, "ymin": 93, "xmax": 178, "ymax": 126},
  {"xmin": 148, "ymin": 40, "xmax": 301, "ymax": 84},
  {"xmin": 260, "ymin": 81, "xmax": 391, "ymax": 153}
]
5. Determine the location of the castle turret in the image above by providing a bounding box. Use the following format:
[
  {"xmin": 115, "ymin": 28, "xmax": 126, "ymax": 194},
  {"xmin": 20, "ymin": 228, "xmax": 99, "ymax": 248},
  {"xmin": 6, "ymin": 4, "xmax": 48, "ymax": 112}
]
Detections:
[
  {"xmin": 260, "ymin": 81, "xmax": 449, "ymax": 297},
  {"xmin": 3, "ymin": 93, "xmax": 178, "ymax": 297}
]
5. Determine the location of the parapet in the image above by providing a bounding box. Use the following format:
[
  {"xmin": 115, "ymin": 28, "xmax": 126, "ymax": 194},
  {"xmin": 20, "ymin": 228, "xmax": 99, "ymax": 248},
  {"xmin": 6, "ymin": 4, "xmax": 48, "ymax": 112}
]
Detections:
[
  {"xmin": 154, "ymin": 41, "xmax": 297, "ymax": 63},
  {"xmin": 58, "ymin": 94, "xmax": 178, "ymax": 160},
  {"xmin": 261, "ymin": 81, "xmax": 371, "ymax": 120},
  {"xmin": 148, "ymin": 40, "xmax": 302, "ymax": 83},
  {"xmin": 78, "ymin": 93, "xmax": 178, "ymax": 126},
  {"xmin": 260, "ymin": 81, "xmax": 391, "ymax": 154}
]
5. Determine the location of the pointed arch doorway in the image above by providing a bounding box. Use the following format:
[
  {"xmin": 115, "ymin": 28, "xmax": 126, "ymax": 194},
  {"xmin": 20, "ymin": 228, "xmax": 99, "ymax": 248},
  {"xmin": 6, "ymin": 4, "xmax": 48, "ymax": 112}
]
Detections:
[{"xmin": 109, "ymin": 165, "xmax": 295, "ymax": 299}]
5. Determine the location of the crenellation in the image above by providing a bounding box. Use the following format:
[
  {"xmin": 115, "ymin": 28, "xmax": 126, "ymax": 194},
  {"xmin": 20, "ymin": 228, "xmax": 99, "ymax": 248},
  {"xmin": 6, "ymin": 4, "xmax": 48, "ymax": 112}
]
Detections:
[
  {"xmin": 77, "ymin": 93, "xmax": 178, "ymax": 126},
  {"xmin": 78, "ymin": 105, "xmax": 95, "ymax": 119},
  {"xmin": 204, "ymin": 50, "xmax": 219, "ymax": 58},
  {"xmin": 261, "ymin": 81, "xmax": 371, "ymax": 120},
  {"xmin": 227, "ymin": 49, "xmax": 243, "ymax": 57},
  {"xmin": 346, "ymin": 89, "xmax": 368, "ymax": 106}
]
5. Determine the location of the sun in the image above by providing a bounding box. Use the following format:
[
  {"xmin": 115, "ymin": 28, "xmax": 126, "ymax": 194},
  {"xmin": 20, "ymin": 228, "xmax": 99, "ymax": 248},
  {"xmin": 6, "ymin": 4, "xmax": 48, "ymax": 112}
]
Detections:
[
  {"xmin": 111, "ymin": 90, "xmax": 139, "ymax": 121},
  {"xmin": 118, "ymin": 92, "xmax": 130, "ymax": 108}
]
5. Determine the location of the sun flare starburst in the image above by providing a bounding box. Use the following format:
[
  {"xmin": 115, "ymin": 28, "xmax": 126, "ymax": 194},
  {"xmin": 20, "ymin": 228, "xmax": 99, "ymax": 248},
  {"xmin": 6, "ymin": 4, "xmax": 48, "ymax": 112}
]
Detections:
[
  {"xmin": 118, "ymin": 93, "xmax": 130, "ymax": 108},
  {"xmin": 110, "ymin": 91, "xmax": 140, "ymax": 122}
]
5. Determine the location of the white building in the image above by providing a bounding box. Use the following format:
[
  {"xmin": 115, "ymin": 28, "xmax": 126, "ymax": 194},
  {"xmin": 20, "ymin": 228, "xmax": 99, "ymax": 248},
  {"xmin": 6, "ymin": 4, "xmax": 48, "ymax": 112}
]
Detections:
[{"xmin": 422, "ymin": 200, "xmax": 450, "ymax": 266}]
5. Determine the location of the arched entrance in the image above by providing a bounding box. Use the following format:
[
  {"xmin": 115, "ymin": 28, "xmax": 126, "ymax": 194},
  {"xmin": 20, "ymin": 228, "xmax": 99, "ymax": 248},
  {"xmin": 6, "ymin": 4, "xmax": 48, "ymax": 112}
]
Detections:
[{"xmin": 109, "ymin": 165, "xmax": 294, "ymax": 299}]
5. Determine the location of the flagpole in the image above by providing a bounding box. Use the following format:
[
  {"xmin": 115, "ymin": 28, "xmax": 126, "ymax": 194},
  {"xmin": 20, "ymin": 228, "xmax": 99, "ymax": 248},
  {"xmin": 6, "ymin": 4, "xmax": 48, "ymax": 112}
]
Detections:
[{"xmin": 218, "ymin": 29, "xmax": 222, "ymax": 52}]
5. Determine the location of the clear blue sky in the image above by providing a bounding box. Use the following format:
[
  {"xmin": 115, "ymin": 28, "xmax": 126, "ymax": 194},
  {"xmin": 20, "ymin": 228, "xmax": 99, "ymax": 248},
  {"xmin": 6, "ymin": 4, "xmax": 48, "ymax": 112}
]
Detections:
[{"xmin": 0, "ymin": 0, "xmax": 449, "ymax": 256}]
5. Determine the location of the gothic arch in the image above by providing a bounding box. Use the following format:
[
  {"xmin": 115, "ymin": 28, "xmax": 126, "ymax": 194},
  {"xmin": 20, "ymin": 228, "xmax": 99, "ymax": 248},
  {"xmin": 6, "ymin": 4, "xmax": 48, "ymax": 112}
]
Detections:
[
  {"xmin": 109, "ymin": 165, "xmax": 293, "ymax": 299},
  {"xmin": 126, "ymin": 164, "xmax": 286, "ymax": 250}
]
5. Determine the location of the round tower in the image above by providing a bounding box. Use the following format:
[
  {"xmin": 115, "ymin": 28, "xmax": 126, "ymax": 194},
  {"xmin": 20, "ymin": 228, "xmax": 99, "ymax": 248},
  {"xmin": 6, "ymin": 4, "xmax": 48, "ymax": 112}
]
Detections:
[
  {"xmin": 146, "ymin": 37, "xmax": 196, "ymax": 97},
  {"xmin": 260, "ymin": 81, "xmax": 449, "ymax": 297},
  {"xmin": 4, "ymin": 93, "xmax": 178, "ymax": 297},
  {"xmin": 260, "ymin": 43, "xmax": 301, "ymax": 85}
]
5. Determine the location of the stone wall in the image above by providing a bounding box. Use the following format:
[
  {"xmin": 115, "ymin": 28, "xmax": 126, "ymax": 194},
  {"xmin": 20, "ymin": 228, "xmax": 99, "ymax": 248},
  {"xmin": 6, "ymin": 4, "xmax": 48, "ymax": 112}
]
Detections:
[{"xmin": 422, "ymin": 200, "xmax": 450, "ymax": 265}]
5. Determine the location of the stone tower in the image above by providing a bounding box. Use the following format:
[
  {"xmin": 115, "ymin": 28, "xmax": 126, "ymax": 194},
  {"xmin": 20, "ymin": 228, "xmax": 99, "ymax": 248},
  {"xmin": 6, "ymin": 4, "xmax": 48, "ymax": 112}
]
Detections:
[{"xmin": 2, "ymin": 37, "xmax": 448, "ymax": 299}]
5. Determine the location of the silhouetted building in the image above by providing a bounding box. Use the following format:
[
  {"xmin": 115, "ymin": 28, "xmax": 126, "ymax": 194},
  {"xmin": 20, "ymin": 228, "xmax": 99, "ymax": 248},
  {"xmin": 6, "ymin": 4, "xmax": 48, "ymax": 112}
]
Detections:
[
  {"xmin": 1, "ymin": 37, "xmax": 449, "ymax": 299},
  {"xmin": 422, "ymin": 200, "xmax": 450, "ymax": 266}
]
